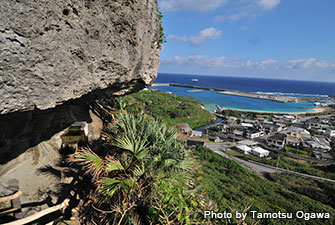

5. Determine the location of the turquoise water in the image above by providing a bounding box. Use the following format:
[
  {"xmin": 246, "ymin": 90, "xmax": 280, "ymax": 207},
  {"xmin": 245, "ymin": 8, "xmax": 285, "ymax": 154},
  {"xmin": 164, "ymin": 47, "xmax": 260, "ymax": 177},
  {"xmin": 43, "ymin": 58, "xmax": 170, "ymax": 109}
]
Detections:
[{"xmin": 152, "ymin": 86, "xmax": 318, "ymax": 113}]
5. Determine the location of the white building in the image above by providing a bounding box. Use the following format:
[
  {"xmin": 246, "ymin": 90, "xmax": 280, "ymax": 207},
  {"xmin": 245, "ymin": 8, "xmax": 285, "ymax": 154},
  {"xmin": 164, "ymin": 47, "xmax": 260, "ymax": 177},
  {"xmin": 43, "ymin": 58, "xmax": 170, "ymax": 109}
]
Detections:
[
  {"xmin": 242, "ymin": 123, "xmax": 254, "ymax": 128},
  {"xmin": 236, "ymin": 145, "xmax": 252, "ymax": 154},
  {"xmin": 326, "ymin": 128, "xmax": 335, "ymax": 138},
  {"xmin": 251, "ymin": 147, "xmax": 270, "ymax": 158},
  {"xmin": 191, "ymin": 130, "xmax": 203, "ymax": 137}
]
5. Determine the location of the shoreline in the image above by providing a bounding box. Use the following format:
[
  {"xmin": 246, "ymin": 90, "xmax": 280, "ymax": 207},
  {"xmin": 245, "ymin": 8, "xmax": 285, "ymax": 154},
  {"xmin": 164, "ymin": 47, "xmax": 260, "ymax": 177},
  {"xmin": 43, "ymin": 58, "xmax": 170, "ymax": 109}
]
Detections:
[
  {"xmin": 216, "ymin": 107, "xmax": 327, "ymax": 115},
  {"xmin": 152, "ymin": 83, "xmax": 329, "ymax": 103}
]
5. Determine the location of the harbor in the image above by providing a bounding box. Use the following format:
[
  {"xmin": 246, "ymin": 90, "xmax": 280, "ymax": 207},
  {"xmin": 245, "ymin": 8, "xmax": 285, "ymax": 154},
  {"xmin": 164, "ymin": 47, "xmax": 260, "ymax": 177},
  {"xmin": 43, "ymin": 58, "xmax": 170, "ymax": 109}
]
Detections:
[{"xmin": 152, "ymin": 83, "xmax": 331, "ymax": 103}]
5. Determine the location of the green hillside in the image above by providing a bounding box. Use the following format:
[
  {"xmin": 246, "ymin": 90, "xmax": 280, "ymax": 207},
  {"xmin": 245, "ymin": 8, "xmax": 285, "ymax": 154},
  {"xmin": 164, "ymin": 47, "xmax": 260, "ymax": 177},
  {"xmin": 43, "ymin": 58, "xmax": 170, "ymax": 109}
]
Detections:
[
  {"xmin": 193, "ymin": 146, "xmax": 335, "ymax": 225},
  {"xmin": 122, "ymin": 89, "xmax": 215, "ymax": 128}
]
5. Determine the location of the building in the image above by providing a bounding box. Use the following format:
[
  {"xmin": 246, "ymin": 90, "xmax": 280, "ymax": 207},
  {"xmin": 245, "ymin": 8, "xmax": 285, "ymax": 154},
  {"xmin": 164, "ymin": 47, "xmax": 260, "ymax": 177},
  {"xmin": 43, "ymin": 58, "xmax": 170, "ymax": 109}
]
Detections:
[
  {"xmin": 251, "ymin": 147, "xmax": 270, "ymax": 158},
  {"xmin": 233, "ymin": 129, "xmax": 244, "ymax": 137},
  {"xmin": 286, "ymin": 136, "xmax": 301, "ymax": 147},
  {"xmin": 326, "ymin": 128, "xmax": 335, "ymax": 138},
  {"xmin": 287, "ymin": 127, "xmax": 312, "ymax": 140},
  {"xmin": 246, "ymin": 129, "xmax": 264, "ymax": 139},
  {"xmin": 191, "ymin": 130, "xmax": 202, "ymax": 137},
  {"xmin": 267, "ymin": 133, "xmax": 286, "ymax": 149},
  {"xmin": 177, "ymin": 123, "xmax": 192, "ymax": 136},
  {"xmin": 306, "ymin": 140, "xmax": 331, "ymax": 152},
  {"xmin": 241, "ymin": 123, "xmax": 254, "ymax": 129},
  {"xmin": 236, "ymin": 145, "xmax": 252, "ymax": 154},
  {"xmin": 286, "ymin": 131, "xmax": 302, "ymax": 147}
]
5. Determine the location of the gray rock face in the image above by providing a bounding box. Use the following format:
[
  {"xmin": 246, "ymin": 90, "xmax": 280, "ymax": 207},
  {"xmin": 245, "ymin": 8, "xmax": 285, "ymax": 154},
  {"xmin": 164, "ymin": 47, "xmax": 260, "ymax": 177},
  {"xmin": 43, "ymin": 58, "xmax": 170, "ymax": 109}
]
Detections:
[{"xmin": 0, "ymin": 0, "xmax": 160, "ymax": 115}]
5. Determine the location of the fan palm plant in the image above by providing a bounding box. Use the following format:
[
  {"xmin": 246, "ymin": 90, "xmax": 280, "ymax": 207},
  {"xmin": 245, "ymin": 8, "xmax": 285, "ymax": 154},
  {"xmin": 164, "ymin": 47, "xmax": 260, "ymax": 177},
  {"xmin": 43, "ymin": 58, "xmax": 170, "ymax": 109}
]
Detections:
[{"xmin": 69, "ymin": 112, "xmax": 200, "ymax": 224}]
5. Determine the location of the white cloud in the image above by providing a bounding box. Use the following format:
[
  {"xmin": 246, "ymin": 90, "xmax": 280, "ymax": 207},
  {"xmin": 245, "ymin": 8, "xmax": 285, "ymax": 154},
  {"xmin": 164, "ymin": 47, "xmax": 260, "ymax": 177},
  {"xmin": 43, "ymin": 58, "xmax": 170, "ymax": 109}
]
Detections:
[
  {"xmin": 214, "ymin": 0, "xmax": 281, "ymax": 23},
  {"xmin": 287, "ymin": 58, "xmax": 323, "ymax": 69},
  {"xmin": 315, "ymin": 61, "xmax": 329, "ymax": 68},
  {"xmin": 258, "ymin": 0, "xmax": 281, "ymax": 11},
  {"xmin": 160, "ymin": 0, "xmax": 228, "ymax": 12},
  {"xmin": 169, "ymin": 27, "xmax": 222, "ymax": 46},
  {"xmin": 162, "ymin": 56, "xmax": 333, "ymax": 71},
  {"xmin": 162, "ymin": 55, "xmax": 260, "ymax": 68}
]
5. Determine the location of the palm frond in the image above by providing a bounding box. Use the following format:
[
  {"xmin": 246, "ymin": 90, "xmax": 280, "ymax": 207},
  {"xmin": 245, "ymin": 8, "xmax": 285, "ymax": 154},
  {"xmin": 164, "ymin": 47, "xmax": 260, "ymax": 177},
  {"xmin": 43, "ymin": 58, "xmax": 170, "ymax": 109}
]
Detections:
[
  {"xmin": 100, "ymin": 177, "xmax": 121, "ymax": 197},
  {"xmin": 105, "ymin": 159, "xmax": 125, "ymax": 172},
  {"xmin": 115, "ymin": 135, "xmax": 148, "ymax": 160},
  {"xmin": 72, "ymin": 148, "xmax": 105, "ymax": 178}
]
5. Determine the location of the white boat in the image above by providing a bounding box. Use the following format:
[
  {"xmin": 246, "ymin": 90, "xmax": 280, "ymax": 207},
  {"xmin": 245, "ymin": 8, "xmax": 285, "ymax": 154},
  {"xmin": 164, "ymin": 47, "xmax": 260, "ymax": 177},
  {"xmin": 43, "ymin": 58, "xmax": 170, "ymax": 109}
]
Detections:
[{"xmin": 192, "ymin": 79, "xmax": 198, "ymax": 82}]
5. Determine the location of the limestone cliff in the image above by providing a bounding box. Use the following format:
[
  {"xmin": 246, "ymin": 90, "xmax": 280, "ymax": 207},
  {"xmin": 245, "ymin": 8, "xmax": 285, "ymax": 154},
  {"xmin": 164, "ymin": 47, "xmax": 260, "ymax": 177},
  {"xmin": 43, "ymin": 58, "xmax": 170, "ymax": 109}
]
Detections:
[
  {"xmin": 0, "ymin": 0, "xmax": 160, "ymax": 115},
  {"xmin": 0, "ymin": 0, "xmax": 160, "ymax": 214}
]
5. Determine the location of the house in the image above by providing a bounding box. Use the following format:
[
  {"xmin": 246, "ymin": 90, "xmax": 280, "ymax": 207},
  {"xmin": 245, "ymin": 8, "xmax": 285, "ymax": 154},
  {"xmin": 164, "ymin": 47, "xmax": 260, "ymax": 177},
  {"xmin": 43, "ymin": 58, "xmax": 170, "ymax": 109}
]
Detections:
[
  {"xmin": 262, "ymin": 123, "xmax": 274, "ymax": 134},
  {"xmin": 286, "ymin": 131, "xmax": 302, "ymax": 147},
  {"xmin": 233, "ymin": 130, "xmax": 244, "ymax": 137},
  {"xmin": 267, "ymin": 133, "xmax": 286, "ymax": 149},
  {"xmin": 306, "ymin": 140, "xmax": 331, "ymax": 152},
  {"xmin": 326, "ymin": 127, "xmax": 335, "ymax": 138},
  {"xmin": 243, "ymin": 119, "xmax": 257, "ymax": 125},
  {"xmin": 191, "ymin": 130, "xmax": 202, "ymax": 137},
  {"xmin": 177, "ymin": 123, "xmax": 192, "ymax": 136},
  {"xmin": 246, "ymin": 129, "xmax": 264, "ymax": 139},
  {"xmin": 251, "ymin": 147, "xmax": 270, "ymax": 158},
  {"xmin": 286, "ymin": 136, "xmax": 301, "ymax": 147},
  {"xmin": 275, "ymin": 123, "xmax": 287, "ymax": 132},
  {"xmin": 236, "ymin": 145, "xmax": 252, "ymax": 154},
  {"xmin": 210, "ymin": 136, "xmax": 223, "ymax": 143},
  {"xmin": 227, "ymin": 116, "xmax": 238, "ymax": 124},
  {"xmin": 320, "ymin": 152, "xmax": 334, "ymax": 161},
  {"xmin": 287, "ymin": 127, "xmax": 312, "ymax": 140},
  {"xmin": 241, "ymin": 123, "xmax": 254, "ymax": 129}
]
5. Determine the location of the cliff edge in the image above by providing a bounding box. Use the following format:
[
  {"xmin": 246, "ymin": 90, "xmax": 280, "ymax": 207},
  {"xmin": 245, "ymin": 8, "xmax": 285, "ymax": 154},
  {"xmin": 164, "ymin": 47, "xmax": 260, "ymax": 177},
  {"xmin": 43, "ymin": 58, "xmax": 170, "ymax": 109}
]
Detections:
[{"xmin": 0, "ymin": 0, "xmax": 160, "ymax": 115}]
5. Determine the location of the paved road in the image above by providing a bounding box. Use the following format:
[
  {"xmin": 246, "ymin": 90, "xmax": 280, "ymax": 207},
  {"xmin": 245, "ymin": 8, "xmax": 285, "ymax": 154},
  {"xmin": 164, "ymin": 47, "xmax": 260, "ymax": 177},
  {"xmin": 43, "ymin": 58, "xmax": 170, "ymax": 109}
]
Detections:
[
  {"xmin": 205, "ymin": 143, "xmax": 335, "ymax": 183},
  {"xmin": 209, "ymin": 147, "xmax": 280, "ymax": 176}
]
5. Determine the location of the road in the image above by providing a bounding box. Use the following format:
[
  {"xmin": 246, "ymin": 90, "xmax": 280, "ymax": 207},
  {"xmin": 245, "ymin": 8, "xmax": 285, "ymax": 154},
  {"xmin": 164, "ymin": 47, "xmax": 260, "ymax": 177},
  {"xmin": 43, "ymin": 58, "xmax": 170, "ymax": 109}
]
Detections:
[{"xmin": 205, "ymin": 143, "xmax": 335, "ymax": 183}]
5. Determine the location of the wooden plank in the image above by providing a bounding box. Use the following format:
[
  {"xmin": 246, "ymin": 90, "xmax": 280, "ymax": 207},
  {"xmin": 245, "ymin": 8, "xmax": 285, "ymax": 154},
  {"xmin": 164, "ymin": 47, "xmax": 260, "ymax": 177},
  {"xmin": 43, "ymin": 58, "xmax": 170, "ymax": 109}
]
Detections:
[
  {"xmin": 2, "ymin": 199, "xmax": 70, "ymax": 225},
  {"xmin": 0, "ymin": 191, "xmax": 22, "ymax": 203},
  {"xmin": 0, "ymin": 208, "xmax": 19, "ymax": 215}
]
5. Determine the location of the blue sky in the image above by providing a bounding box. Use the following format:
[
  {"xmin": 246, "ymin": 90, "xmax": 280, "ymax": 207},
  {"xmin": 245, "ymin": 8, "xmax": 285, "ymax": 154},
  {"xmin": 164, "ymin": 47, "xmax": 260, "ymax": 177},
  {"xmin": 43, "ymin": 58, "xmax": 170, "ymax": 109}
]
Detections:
[{"xmin": 158, "ymin": 0, "xmax": 335, "ymax": 82}]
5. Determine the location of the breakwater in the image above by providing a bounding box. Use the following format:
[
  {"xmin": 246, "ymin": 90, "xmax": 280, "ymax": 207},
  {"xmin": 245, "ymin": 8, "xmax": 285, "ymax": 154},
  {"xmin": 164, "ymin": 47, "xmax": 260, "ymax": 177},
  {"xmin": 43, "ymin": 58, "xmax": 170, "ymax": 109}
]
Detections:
[{"xmin": 151, "ymin": 83, "xmax": 328, "ymax": 103}]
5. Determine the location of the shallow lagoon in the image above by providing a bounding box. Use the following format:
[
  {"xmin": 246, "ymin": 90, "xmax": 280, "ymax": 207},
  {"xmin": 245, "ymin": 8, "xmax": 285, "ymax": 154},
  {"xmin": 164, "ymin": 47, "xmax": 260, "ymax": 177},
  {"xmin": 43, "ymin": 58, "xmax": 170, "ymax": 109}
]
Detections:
[{"xmin": 152, "ymin": 86, "xmax": 318, "ymax": 113}]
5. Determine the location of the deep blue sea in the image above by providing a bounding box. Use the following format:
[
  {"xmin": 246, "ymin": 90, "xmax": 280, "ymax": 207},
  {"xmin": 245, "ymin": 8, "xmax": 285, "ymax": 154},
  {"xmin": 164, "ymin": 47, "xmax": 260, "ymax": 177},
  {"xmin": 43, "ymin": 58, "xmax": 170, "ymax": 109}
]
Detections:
[{"xmin": 151, "ymin": 73, "xmax": 335, "ymax": 113}]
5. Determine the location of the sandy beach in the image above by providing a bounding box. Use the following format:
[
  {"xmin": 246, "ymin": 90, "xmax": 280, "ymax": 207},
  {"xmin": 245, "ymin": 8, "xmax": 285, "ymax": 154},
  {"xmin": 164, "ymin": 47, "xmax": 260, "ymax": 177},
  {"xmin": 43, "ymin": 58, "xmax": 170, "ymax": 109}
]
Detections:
[{"xmin": 219, "ymin": 107, "xmax": 328, "ymax": 115}]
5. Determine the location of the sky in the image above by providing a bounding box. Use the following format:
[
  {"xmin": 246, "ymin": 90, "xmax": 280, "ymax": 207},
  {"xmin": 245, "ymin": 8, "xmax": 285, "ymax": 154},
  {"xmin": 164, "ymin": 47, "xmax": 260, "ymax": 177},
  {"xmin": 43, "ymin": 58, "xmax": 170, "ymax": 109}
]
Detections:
[{"xmin": 158, "ymin": 0, "xmax": 335, "ymax": 82}]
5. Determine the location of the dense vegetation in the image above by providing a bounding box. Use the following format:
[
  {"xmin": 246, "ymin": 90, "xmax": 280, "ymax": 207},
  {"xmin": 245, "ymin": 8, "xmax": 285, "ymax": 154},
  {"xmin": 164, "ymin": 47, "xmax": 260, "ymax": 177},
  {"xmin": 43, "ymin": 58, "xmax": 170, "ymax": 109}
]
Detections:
[
  {"xmin": 269, "ymin": 173, "xmax": 335, "ymax": 209},
  {"xmin": 70, "ymin": 113, "xmax": 205, "ymax": 224},
  {"xmin": 118, "ymin": 90, "xmax": 215, "ymax": 128},
  {"xmin": 193, "ymin": 146, "xmax": 335, "ymax": 225}
]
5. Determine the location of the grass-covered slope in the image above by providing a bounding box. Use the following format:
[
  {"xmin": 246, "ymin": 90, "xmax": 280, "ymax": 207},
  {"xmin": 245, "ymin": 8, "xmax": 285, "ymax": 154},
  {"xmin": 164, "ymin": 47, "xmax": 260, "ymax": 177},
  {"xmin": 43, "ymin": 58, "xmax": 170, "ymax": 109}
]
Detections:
[
  {"xmin": 123, "ymin": 89, "xmax": 215, "ymax": 128},
  {"xmin": 193, "ymin": 146, "xmax": 335, "ymax": 225},
  {"xmin": 269, "ymin": 173, "xmax": 335, "ymax": 209}
]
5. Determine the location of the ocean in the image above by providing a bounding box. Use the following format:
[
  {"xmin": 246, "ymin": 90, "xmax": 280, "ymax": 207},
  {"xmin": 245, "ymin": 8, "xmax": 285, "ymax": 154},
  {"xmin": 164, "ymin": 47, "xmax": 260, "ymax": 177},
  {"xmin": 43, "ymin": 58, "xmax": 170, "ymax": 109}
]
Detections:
[{"xmin": 151, "ymin": 73, "xmax": 335, "ymax": 113}]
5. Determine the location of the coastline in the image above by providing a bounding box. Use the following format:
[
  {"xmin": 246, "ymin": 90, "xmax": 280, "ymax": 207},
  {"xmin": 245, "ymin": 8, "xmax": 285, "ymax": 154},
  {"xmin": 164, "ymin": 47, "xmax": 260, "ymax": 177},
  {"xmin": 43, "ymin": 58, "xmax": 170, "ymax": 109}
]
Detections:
[{"xmin": 217, "ymin": 107, "xmax": 327, "ymax": 115}]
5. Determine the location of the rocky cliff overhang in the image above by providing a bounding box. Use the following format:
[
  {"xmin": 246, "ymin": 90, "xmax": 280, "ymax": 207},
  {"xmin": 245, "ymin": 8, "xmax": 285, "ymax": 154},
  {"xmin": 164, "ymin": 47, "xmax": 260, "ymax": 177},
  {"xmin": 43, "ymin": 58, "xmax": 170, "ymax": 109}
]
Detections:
[{"xmin": 0, "ymin": 0, "xmax": 160, "ymax": 115}]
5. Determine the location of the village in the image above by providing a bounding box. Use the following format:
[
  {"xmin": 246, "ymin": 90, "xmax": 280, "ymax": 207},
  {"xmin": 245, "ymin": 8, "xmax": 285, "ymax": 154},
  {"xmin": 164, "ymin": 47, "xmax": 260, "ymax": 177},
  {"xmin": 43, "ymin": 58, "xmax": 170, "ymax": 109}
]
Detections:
[{"xmin": 179, "ymin": 111, "xmax": 335, "ymax": 163}]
